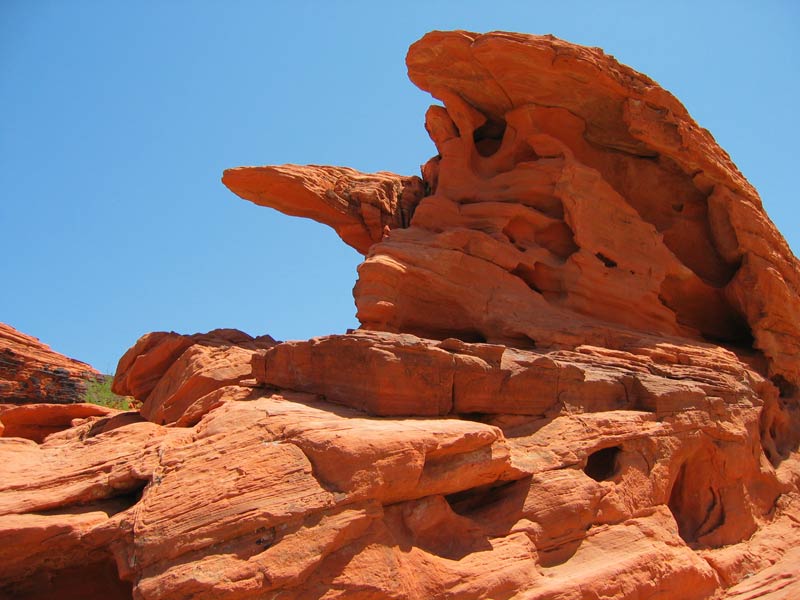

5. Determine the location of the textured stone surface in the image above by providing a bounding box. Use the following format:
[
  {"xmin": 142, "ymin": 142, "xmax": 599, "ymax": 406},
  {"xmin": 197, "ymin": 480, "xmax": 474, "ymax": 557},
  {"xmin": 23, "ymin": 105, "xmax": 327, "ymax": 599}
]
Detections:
[
  {"xmin": 0, "ymin": 403, "xmax": 117, "ymax": 443},
  {"xmin": 0, "ymin": 323, "xmax": 100, "ymax": 405},
  {"xmin": 222, "ymin": 165, "xmax": 425, "ymax": 254},
  {"xmin": 112, "ymin": 328, "xmax": 275, "ymax": 426},
  {"xmin": 2, "ymin": 30, "xmax": 799, "ymax": 600},
  {"xmin": 2, "ymin": 341, "xmax": 797, "ymax": 598},
  {"xmin": 356, "ymin": 31, "xmax": 800, "ymax": 395}
]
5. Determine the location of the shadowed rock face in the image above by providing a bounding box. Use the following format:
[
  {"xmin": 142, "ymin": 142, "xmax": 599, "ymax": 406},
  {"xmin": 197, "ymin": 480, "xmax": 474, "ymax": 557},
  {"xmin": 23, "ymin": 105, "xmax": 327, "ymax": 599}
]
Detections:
[
  {"xmin": 225, "ymin": 32, "xmax": 799, "ymax": 393},
  {"xmin": 381, "ymin": 32, "xmax": 795, "ymax": 393},
  {"xmin": 0, "ymin": 323, "xmax": 100, "ymax": 405},
  {"xmin": 2, "ymin": 31, "xmax": 800, "ymax": 600}
]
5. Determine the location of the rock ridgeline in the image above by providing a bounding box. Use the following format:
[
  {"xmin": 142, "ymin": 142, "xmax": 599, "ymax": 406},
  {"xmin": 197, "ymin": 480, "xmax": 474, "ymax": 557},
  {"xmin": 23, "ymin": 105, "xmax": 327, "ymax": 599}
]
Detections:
[
  {"xmin": 0, "ymin": 322, "xmax": 99, "ymax": 406},
  {"xmin": 1, "ymin": 31, "xmax": 799, "ymax": 600},
  {"xmin": 0, "ymin": 322, "xmax": 111, "ymax": 447}
]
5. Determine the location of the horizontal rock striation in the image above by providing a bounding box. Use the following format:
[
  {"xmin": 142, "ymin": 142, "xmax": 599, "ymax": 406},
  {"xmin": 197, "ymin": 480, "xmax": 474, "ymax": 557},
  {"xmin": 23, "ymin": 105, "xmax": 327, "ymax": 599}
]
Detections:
[
  {"xmin": 2, "ymin": 326, "xmax": 798, "ymax": 599},
  {"xmin": 356, "ymin": 31, "xmax": 799, "ymax": 394},
  {"xmin": 2, "ymin": 30, "xmax": 799, "ymax": 600},
  {"xmin": 111, "ymin": 328, "xmax": 276, "ymax": 426},
  {"xmin": 0, "ymin": 322, "xmax": 100, "ymax": 405}
]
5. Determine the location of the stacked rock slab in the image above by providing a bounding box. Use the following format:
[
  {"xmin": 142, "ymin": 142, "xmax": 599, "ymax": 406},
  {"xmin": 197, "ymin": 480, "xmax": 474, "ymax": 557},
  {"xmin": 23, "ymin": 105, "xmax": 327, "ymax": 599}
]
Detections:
[
  {"xmin": 1, "ymin": 31, "xmax": 799, "ymax": 600},
  {"xmin": 0, "ymin": 322, "xmax": 100, "ymax": 406},
  {"xmin": 0, "ymin": 322, "xmax": 108, "ymax": 442}
]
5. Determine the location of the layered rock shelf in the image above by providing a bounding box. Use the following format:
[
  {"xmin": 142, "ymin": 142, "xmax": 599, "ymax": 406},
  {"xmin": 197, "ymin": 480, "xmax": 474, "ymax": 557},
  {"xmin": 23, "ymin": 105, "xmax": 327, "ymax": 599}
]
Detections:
[
  {"xmin": 1, "ymin": 31, "xmax": 798, "ymax": 600},
  {"xmin": 0, "ymin": 323, "xmax": 100, "ymax": 406}
]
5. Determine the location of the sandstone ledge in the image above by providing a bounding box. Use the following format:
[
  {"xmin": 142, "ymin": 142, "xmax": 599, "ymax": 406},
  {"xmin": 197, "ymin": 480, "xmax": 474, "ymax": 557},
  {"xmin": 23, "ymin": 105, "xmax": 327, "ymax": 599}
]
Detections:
[{"xmin": 3, "ymin": 29, "xmax": 799, "ymax": 600}]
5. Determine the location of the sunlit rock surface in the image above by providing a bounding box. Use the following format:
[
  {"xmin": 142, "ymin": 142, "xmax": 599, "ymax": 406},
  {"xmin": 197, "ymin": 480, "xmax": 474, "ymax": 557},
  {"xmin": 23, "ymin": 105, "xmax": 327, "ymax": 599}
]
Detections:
[
  {"xmin": 0, "ymin": 322, "xmax": 100, "ymax": 406},
  {"xmin": 1, "ymin": 31, "xmax": 799, "ymax": 600}
]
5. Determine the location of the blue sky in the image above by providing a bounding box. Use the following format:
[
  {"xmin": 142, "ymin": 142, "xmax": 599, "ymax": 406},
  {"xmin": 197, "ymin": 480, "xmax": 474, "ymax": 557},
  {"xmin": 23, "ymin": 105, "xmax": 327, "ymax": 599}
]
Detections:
[{"xmin": 1, "ymin": 1, "xmax": 797, "ymax": 372}]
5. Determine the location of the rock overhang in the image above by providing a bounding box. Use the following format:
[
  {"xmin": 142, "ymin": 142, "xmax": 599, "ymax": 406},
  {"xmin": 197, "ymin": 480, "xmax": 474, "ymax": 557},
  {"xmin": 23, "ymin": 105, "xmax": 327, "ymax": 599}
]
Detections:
[
  {"xmin": 225, "ymin": 30, "xmax": 799, "ymax": 391},
  {"xmin": 3, "ymin": 30, "xmax": 798, "ymax": 600}
]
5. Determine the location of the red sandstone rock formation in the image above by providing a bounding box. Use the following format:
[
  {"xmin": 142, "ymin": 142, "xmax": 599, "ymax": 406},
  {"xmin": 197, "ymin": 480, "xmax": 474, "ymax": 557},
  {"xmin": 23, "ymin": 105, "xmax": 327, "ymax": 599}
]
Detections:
[
  {"xmin": 0, "ymin": 322, "xmax": 100, "ymax": 405},
  {"xmin": 222, "ymin": 166, "xmax": 425, "ymax": 254},
  {"xmin": 0, "ymin": 402, "xmax": 119, "ymax": 443},
  {"xmin": 111, "ymin": 328, "xmax": 276, "ymax": 426},
  {"xmin": 1, "ymin": 31, "xmax": 799, "ymax": 600}
]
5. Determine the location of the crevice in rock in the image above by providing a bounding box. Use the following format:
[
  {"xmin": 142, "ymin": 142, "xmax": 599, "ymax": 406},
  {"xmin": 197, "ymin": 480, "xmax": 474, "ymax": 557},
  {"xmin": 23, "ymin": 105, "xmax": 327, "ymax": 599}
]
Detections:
[
  {"xmin": 32, "ymin": 483, "xmax": 147, "ymax": 517},
  {"xmin": 501, "ymin": 211, "xmax": 577, "ymax": 262},
  {"xmin": 700, "ymin": 326, "xmax": 754, "ymax": 348},
  {"xmin": 496, "ymin": 414, "xmax": 558, "ymax": 439},
  {"xmin": 771, "ymin": 375, "xmax": 798, "ymax": 399},
  {"xmin": 412, "ymin": 328, "xmax": 488, "ymax": 345},
  {"xmin": 511, "ymin": 264, "xmax": 542, "ymax": 294},
  {"xmin": 85, "ymin": 412, "xmax": 147, "ymax": 439},
  {"xmin": 503, "ymin": 215, "xmax": 578, "ymax": 263},
  {"xmin": 29, "ymin": 477, "xmax": 150, "ymax": 521},
  {"xmin": 473, "ymin": 117, "xmax": 507, "ymax": 158},
  {"xmin": 658, "ymin": 274, "xmax": 754, "ymax": 346},
  {"xmin": 583, "ymin": 446, "xmax": 621, "ymax": 482},
  {"xmin": 537, "ymin": 221, "xmax": 579, "ymax": 260},
  {"xmin": 668, "ymin": 451, "xmax": 725, "ymax": 546},
  {"xmin": 444, "ymin": 479, "xmax": 522, "ymax": 517},
  {"xmin": 452, "ymin": 330, "xmax": 488, "ymax": 344},
  {"xmin": 253, "ymin": 525, "xmax": 278, "ymax": 550},
  {"xmin": 0, "ymin": 553, "xmax": 133, "ymax": 600},
  {"xmin": 695, "ymin": 488, "xmax": 725, "ymax": 540},
  {"xmin": 393, "ymin": 495, "xmax": 493, "ymax": 560},
  {"xmin": 519, "ymin": 262, "xmax": 564, "ymax": 302},
  {"xmin": 594, "ymin": 252, "xmax": 617, "ymax": 268},
  {"xmin": 421, "ymin": 444, "xmax": 494, "ymax": 482},
  {"xmin": 111, "ymin": 479, "xmax": 149, "ymax": 511},
  {"xmin": 575, "ymin": 147, "xmax": 740, "ymax": 288},
  {"xmin": 760, "ymin": 390, "xmax": 800, "ymax": 467},
  {"xmin": 285, "ymin": 440, "xmax": 347, "ymax": 495},
  {"xmin": 457, "ymin": 412, "xmax": 492, "ymax": 424},
  {"xmin": 537, "ymin": 529, "xmax": 589, "ymax": 568}
]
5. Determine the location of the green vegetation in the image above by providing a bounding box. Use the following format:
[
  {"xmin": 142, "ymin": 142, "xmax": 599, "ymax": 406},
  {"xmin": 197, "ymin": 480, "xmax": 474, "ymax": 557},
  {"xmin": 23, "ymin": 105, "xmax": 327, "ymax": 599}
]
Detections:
[{"xmin": 83, "ymin": 376, "xmax": 134, "ymax": 410}]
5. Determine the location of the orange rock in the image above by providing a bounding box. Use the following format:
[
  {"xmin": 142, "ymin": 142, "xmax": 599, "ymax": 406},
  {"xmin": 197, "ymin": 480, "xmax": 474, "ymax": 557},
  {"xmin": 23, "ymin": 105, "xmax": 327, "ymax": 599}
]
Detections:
[
  {"xmin": 253, "ymin": 330, "xmax": 767, "ymax": 419},
  {"xmin": 2, "ymin": 30, "xmax": 799, "ymax": 600},
  {"xmin": 222, "ymin": 165, "xmax": 425, "ymax": 254},
  {"xmin": 254, "ymin": 331, "xmax": 456, "ymax": 416},
  {"xmin": 364, "ymin": 32, "xmax": 798, "ymax": 393},
  {"xmin": 0, "ymin": 402, "xmax": 117, "ymax": 443},
  {"xmin": 0, "ymin": 322, "xmax": 100, "ymax": 405},
  {"xmin": 112, "ymin": 328, "xmax": 275, "ymax": 426}
]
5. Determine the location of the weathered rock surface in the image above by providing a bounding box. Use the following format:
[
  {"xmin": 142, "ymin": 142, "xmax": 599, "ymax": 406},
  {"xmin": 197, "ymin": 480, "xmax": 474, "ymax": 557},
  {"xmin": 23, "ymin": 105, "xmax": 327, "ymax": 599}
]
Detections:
[
  {"xmin": 222, "ymin": 166, "xmax": 425, "ymax": 254},
  {"xmin": 0, "ymin": 322, "xmax": 100, "ymax": 405},
  {"xmin": 0, "ymin": 403, "xmax": 118, "ymax": 443},
  {"xmin": 2, "ymin": 331, "xmax": 798, "ymax": 599},
  {"xmin": 2, "ymin": 30, "xmax": 799, "ymax": 600},
  {"xmin": 359, "ymin": 31, "xmax": 798, "ymax": 393},
  {"xmin": 112, "ymin": 328, "xmax": 275, "ymax": 426}
]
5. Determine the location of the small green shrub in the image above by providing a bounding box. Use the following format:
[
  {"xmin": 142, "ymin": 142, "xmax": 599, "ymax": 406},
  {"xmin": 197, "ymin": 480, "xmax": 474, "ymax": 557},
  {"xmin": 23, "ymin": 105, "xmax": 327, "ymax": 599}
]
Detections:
[{"xmin": 84, "ymin": 376, "xmax": 133, "ymax": 410}]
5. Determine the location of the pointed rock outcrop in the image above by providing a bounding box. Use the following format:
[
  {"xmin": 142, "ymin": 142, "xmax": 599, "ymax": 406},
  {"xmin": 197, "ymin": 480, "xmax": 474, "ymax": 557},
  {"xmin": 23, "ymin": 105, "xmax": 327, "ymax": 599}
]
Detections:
[{"xmin": 2, "ymin": 31, "xmax": 799, "ymax": 600}]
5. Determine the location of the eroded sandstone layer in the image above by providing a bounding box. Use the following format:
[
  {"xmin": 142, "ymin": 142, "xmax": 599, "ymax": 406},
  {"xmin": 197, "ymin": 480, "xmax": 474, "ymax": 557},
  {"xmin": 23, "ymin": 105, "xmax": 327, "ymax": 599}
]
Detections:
[
  {"xmin": 1, "ymin": 31, "xmax": 799, "ymax": 600},
  {"xmin": 0, "ymin": 322, "xmax": 100, "ymax": 405}
]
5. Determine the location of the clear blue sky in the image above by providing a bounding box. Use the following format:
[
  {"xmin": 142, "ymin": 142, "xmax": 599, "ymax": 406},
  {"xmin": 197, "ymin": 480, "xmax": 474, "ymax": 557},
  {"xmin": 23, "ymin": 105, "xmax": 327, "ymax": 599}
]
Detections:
[{"xmin": 1, "ymin": 1, "xmax": 797, "ymax": 373}]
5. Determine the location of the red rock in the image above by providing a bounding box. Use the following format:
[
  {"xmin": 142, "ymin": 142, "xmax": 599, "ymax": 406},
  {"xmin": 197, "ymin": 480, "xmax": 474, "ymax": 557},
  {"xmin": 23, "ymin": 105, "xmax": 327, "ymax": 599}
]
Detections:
[
  {"xmin": 0, "ymin": 323, "xmax": 100, "ymax": 405},
  {"xmin": 0, "ymin": 403, "xmax": 117, "ymax": 443},
  {"xmin": 363, "ymin": 32, "xmax": 799, "ymax": 393},
  {"xmin": 2, "ymin": 30, "xmax": 799, "ymax": 600},
  {"xmin": 253, "ymin": 330, "xmax": 767, "ymax": 420},
  {"xmin": 254, "ymin": 331, "xmax": 456, "ymax": 416},
  {"xmin": 112, "ymin": 328, "xmax": 275, "ymax": 426},
  {"xmin": 222, "ymin": 165, "xmax": 425, "ymax": 254}
]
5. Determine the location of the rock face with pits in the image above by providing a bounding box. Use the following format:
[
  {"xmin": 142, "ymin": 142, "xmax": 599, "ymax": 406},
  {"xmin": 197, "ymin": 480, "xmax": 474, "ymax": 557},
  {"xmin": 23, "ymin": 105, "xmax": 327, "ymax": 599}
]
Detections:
[{"xmin": 1, "ymin": 31, "xmax": 799, "ymax": 600}]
